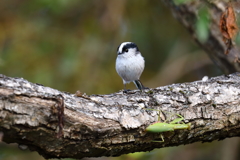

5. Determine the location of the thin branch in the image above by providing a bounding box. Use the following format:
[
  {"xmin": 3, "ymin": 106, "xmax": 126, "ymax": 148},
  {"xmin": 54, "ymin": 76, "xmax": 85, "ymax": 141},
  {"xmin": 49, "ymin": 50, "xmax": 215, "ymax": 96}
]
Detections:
[{"xmin": 0, "ymin": 73, "xmax": 239, "ymax": 159}]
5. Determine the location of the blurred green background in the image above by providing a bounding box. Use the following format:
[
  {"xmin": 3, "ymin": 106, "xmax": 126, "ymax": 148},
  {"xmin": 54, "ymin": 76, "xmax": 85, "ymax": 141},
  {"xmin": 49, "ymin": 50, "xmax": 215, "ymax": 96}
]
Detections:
[{"xmin": 0, "ymin": 0, "xmax": 239, "ymax": 160}]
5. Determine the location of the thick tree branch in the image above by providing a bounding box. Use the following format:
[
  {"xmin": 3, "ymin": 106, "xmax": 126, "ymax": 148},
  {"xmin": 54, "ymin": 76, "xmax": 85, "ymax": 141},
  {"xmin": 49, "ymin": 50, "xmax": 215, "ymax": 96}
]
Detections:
[{"xmin": 0, "ymin": 73, "xmax": 239, "ymax": 159}]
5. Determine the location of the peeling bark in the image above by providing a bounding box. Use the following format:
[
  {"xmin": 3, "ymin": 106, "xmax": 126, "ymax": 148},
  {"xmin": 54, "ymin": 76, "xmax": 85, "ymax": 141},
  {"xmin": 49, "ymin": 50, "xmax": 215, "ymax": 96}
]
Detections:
[
  {"xmin": 163, "ymin": 0, "xmax": 240, "ymax": 74},
  {"xmin": 0, "ymin": 73, "xmax": 239, "ymax": 159}
]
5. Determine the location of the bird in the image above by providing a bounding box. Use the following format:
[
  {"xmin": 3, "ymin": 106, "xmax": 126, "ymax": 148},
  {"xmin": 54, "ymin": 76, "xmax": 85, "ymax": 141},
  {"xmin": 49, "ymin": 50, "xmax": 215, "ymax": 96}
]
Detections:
[{"xmin": 115, "ymin": 42, "xmax": 147, "ymax": 92}]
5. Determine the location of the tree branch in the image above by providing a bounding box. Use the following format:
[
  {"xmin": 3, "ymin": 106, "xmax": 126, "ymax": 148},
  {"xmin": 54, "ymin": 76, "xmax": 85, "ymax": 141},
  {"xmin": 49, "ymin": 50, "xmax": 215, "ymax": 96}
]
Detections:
[
  {"xmin": 0, "ymin": 73, "xmax": 239, "ymax": 159},
  {"xmin": 163, "ymin": 0, "xmax": 240, "ymax": 74}
]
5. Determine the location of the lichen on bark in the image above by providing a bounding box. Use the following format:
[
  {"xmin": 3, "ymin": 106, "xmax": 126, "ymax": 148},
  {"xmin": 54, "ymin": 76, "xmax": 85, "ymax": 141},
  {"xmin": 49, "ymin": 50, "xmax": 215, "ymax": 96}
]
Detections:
[{"xmin": 0, "ymin": 73, "xmax": 239, "ymax": 159}]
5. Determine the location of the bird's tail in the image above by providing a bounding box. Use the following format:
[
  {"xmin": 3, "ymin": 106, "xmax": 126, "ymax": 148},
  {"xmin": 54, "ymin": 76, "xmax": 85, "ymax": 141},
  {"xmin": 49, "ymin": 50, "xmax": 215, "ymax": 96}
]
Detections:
[{"xmin": 133, "ymin": 80, "xmax": 148, "ymax": 90}]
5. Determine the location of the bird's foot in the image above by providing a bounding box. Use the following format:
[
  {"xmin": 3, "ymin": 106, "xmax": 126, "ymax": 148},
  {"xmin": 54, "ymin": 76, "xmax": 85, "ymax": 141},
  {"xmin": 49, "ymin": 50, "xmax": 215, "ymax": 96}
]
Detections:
[
  {"xmin": 142, "ymin": 86, "xmax": 149, "ymax": 90},
  {"xmin": 123, "ymin": 89, "xmax": 131, "ymax": 93}
]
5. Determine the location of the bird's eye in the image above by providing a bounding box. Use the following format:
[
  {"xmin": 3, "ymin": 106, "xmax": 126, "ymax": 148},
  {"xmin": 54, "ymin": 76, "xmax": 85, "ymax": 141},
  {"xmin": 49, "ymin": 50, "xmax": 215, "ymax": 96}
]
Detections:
[{"xmin": 125, "ymin": 49, "xmax": 128, "ymax": 52}]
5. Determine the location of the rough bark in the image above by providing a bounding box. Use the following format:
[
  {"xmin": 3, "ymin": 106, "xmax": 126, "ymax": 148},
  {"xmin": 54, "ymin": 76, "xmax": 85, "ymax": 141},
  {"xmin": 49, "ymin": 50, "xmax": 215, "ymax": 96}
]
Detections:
[
  {"xmin": 0, "ymin": 73, "xmax": 239, "ymax": 159},
  {"xmin": 163, "ymin": 0, "xmax": 240, "ymax": 74}
]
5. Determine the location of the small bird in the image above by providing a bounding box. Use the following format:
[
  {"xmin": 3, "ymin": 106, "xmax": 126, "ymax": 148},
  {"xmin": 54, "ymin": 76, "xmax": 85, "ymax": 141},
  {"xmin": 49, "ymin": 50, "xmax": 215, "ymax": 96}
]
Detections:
[{"xmin": 116, "ymin": 42, "xmax": 147, "ymax": 92}]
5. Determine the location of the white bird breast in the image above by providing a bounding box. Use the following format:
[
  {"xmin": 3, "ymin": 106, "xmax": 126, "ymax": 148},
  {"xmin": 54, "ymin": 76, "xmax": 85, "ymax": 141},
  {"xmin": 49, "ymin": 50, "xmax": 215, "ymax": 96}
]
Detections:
[{"xmin": 116, "ymin": 51, "xmax": 145, "ymax": 84}]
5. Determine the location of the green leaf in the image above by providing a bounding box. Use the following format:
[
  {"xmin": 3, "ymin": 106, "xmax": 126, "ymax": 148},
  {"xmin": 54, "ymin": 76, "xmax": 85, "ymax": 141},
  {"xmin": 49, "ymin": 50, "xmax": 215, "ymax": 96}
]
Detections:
[{"xmin": 196, "ymin": 7, "xmax": 210, "ymax": 43}]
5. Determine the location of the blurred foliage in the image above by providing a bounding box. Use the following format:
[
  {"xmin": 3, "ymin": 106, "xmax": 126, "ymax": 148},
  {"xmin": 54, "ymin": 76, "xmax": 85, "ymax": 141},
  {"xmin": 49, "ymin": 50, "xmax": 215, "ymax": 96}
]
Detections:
[
  {"xmin": 173, "ymin": 0, "xmax": 194, "ymax": 5},
  {"xmin": 0, "ymin": 0, "xmax": 239, "ymax": 160},
  {"xmin": 196, "ymin": 6, "xmax": 210, "ymax": 43},
  {"xmin": 0, "ymin": 0, "xmax": 221, "ymax": 95}
]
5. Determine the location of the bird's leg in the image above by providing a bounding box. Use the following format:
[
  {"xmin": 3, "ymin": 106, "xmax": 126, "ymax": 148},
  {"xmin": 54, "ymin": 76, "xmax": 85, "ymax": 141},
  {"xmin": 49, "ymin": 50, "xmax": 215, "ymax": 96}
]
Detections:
[
  {"xmin": 134, "ymin": 80, "xmax": 149, "ymax": 91},
  {"xmin": 123, "ymin": 83, "xmax": 127, "ymax": 93},
  {"xmin": 139, "ymin": 80, "xmax": 149, "ymax": 90},
  {"xmin": 123, "ymin": 83, "xmax": 131, "ymax": 93}
]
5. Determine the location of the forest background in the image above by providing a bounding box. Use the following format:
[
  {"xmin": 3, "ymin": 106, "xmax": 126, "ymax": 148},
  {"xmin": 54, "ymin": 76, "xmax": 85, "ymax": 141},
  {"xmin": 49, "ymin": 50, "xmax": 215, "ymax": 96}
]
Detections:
[{"xmin": 0, "ymin": 0, "xmax": 239, "ymax": 160}]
